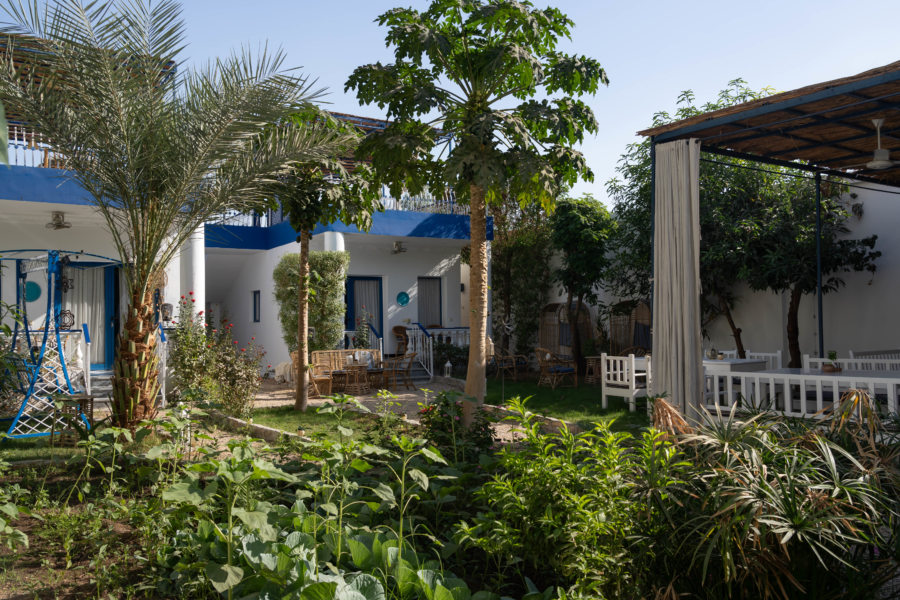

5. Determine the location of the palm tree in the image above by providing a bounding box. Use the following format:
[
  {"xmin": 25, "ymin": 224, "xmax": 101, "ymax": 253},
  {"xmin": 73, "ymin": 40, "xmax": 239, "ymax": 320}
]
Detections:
[{"xmin": 0, "ymin": 0, "xmax": 352, "ymax": 429}]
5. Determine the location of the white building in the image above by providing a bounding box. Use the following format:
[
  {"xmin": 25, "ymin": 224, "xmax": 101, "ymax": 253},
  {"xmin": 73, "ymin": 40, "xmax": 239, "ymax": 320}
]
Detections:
[{"xmin": 0, "ymin": 116, "xmax": 488, "ymax": 378}]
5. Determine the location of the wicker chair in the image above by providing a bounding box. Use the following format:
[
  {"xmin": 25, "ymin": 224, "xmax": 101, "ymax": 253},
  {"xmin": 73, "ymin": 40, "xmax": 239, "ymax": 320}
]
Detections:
[
  {"xmin": 495, "ymin": 349, "xmax": 529, "ymax": 381},
  {"xmin": 392, "ymin": 326, "xmax": 409, "ymax": 355},
  {"xmin": 535, "ymin": 347, "xmax": 577, "ymax": 389}
]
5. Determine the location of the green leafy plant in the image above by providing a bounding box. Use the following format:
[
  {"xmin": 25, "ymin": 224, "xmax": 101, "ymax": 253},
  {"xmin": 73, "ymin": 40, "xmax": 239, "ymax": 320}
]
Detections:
[
  {"xmin": 418, "ymin": 391, "xmax": 495, "ymax": 463},
  {"xmin": 168, "ymin": 293, "xmax": 211, "ymax": 402}
]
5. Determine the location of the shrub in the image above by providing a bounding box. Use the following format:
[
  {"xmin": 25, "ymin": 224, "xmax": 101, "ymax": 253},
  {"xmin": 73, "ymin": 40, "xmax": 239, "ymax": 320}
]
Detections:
[
  {"xmin": 167, "ymin": 293, "xmax": 210, "ymax": 400},
  {"xmin": 273, "ymin": 251, "xmax": 350, "ymax": 352},
  {"xmin": 418, "ymin": 391, "xmax": 494, "ymax": 463},
  {"xmin": 207, "ymin": 322, "xmax": 265, "ymax": 419},
  {"xmin": 434, "ymin": 342, "xmax": 468, "ymax": 377}
]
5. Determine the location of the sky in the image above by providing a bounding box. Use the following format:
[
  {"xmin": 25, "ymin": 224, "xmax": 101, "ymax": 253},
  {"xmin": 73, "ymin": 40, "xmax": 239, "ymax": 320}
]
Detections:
[{"xmin": 179, "ymin": 0, "xmax": 900, "ymax": 205}]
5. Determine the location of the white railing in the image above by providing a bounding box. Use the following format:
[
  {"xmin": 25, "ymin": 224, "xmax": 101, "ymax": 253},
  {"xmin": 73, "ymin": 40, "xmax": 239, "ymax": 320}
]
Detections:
[
  {"xmin": 703, "ymin": 370, "xmax": 900, "ymax": 418},
  {"xmin": 341, "ymin": 330, "xmax": 383, "ymax": 356},
  {"xmin": 803, "ymin": 355, "xmax": 900, "ymax": 371},
  {"xmin": 8, "ymin": 124, "xmax": 65, "ymax": 168},
  {"xmin": 381, "ymin": 190, "xmax": 469, "ymax": 215},
  {"xmin": 406, "ymin": 326, "xmax": 470, "ymax": 379}
]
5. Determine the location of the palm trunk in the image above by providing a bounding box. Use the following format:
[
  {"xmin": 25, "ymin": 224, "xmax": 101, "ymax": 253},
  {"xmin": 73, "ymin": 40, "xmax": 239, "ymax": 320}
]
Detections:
[
  {"xmin": 463, "ymin": 184, "xmax": 488, "ymax": 425},
  {"xmin": 786, "ymin": 284, "xmax": 803, "ymax": 368},
  {"xmin": 111, "ymin": 288, "xmax": 160, "ymax": 430},
  {"xmin": 295, "ymin": 230, "xmax": 311, "ymax": 411},
  {"xmin": 718, "ymin": 294, "xmax": 746, "ymax": 358}
]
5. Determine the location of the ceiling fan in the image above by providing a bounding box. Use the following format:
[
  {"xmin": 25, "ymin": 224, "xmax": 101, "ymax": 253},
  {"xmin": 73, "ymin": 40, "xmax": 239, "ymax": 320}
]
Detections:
[
  {"xmin": 45, "ymin": 211, "xmax": 72, "ymax": 230},
  {"xmin": 847, "ymin": 118, "xmax": 900, "ymax": 171}
]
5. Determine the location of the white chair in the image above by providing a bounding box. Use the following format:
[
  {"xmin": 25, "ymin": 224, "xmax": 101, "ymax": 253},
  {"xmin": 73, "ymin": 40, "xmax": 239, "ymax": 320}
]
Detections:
[
  {"xmin": 720, "ymin": 349, "xmax": 738, "ymax": 359},
  {"xmin": 600, "ymin": 353, "xmax": 650, "ymax": 412},
  {"xmin": 746, "ymin": 350, "xmax": 782, "ymax": 370},
  {"xmin": 850, "ymin": 349, "xmax": 900, "ymax": 360}
]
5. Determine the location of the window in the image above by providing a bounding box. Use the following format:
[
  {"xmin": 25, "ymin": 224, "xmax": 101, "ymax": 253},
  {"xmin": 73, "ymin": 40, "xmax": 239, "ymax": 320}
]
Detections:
[{"xmin": 252, "ymin": 290, "xmax": 261, "ymax": 322}]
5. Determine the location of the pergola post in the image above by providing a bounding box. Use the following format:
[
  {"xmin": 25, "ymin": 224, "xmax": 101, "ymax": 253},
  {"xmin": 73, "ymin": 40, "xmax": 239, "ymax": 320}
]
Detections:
[{"xmin": 815, "ymin": 172, "xmax": 824, "ymax": 359}]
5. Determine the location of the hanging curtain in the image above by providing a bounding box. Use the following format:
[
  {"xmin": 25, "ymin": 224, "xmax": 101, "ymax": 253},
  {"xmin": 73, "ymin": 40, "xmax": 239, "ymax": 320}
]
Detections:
[
  {"xmin": 353, "ymin": 279, "xmax": 381, "ymax": 333},
  {"xmin": 63, "ymin": 267, "xmax": 106, "ymax": 364},
  {"xmin": 417, "ymin": 277, "xmax": 441, "ymax": 326},
  {"xmin": 651, "ymin": 139, "xmax": 702, "ymax": 417}
]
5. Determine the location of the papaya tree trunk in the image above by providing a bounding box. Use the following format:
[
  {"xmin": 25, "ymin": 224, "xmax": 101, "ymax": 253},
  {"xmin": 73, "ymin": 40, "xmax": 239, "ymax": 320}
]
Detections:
[
  {"xmin": 295, "ymin": 230, "xmax": 311, "ymax": 411},
  {"xmin": 718, "ymin": 294, "xmax": 746, "ymax": 358},
  {"xmin": 463, "ymin": 184, "xmax": 488, "ymax": 425},
  {"xmin": 786, "ymin": 285, "xmax": 803, "ymax": 368},
  {"xmin": 111, "ymin": 288, "xmax": 160, "ymax": 430}
]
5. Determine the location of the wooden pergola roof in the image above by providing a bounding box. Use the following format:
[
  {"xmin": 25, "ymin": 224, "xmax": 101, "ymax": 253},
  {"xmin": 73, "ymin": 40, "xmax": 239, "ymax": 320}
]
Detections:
[{"xmin": 638, "ymin": 61, "xmax": 900, "ymax": 187}]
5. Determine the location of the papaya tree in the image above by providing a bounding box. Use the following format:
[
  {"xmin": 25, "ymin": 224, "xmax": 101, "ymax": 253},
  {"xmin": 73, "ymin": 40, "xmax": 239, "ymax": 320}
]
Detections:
[
  {"xmin": 346, "ymin": 0, "xmax": 606, "ymax": 413},
  {"xmin": 0, "ymin": 0, "xmax": 351, "ymax": 428}
]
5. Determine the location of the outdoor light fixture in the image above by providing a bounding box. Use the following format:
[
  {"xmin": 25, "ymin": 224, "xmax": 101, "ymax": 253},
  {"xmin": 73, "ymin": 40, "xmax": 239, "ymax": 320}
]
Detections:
[
  {"xmin": 161, "ymin": 303, "xmax": 173, "ymax": 322},
  {"xmin": 45, "ymin": 211, "xmax": 72, "ymax": 230},
  {"xmin": 444, "ymin": 360, "xmax": 452, "ymax": 378},
  {"xmin": 392, "ymin": 241, "xmax": 407, "ymax": 254}
]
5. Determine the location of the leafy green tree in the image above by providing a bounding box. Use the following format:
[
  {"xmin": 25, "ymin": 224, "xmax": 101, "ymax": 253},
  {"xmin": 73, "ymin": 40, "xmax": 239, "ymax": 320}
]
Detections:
[
  {"xmin": 607, "ymin": 82, "xmax": 779, "ymax": 356},
  {"xmin": 0, "ymin": 1, "xmax": 351, "ymax": 429},
  {"xmin": 269, "ymin": 113, "xmax": 381, "ymax": 411},
  {"xmin": 346, "ymin": 0, "xmax": 606, "ymax": 410},
  {"xmin": 745, "ymin": 177, "xmax": 879, "ymax": 367},
  {"xmin": 490, "ymin": 201, "xmax": 553, "ymax": 355},
  {"xmin": 549, "ymin": 196, "xmax": 615, "ymax": 372}
]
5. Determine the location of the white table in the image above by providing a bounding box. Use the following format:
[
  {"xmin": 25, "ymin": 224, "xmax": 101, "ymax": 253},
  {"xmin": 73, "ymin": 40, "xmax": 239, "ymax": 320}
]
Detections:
[{"xmin": 703, "ymin": 358, "xmax": 766, "ymax": 374}]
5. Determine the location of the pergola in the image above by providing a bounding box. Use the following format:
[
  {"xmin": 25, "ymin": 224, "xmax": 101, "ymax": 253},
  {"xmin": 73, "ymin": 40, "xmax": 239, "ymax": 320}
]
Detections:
[{"xmin": 637, "ymin": 60, "xmax": 900, "ymax": 415}]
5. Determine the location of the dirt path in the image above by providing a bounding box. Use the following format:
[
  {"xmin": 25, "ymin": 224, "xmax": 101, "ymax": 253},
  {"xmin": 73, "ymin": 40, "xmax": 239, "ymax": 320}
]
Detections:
[{"xmin": 253, "ymin": 379, "xmax": 529, "ymax": 443}]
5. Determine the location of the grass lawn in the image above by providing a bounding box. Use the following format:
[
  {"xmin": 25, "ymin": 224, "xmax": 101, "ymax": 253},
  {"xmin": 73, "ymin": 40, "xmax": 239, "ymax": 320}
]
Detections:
[
  {"xmin": 1, "ymin": 436, "xmax": 84, "ymax": 463},
  {"xmin": 485, "ymin": 376, "xmax": 649, "ymax": 432},
  {"xmin": 251, "ymin": 405, "xmax": 374, "ymax": 441}
]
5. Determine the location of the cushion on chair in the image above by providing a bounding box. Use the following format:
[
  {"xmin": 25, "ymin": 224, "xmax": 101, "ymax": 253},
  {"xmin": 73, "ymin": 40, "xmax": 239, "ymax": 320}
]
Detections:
[{"xmin": 549, "ymin": 366, "xmax": 575, "ymax": 373}]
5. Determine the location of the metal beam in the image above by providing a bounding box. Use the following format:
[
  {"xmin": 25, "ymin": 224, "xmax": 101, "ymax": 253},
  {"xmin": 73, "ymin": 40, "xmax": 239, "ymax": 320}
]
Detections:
[
  {"xmin": 654, "ymin": 70, "xmax": 900, "ymax": 143},
  {"xmin": 699, "ymin": 146, "xmax": 896, "ymax": 187}
]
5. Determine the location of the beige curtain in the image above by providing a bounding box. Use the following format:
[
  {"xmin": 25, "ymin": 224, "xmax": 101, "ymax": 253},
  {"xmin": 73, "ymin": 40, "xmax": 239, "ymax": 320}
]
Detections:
[
  {"xmin": 63, "ymin": 267, "xmax": 106, "ymax": 364},
  {"xmin": 651, "ymin": 139, "xmax": 703, "ymax": 417}
]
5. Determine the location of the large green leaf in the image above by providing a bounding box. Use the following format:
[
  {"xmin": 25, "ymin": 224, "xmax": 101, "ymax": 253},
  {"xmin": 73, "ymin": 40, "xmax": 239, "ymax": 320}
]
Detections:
[
  {"xmin": 302, "ymin": 581, "xmax": 338, "ymax": 600},
  {"xmin": 205, "ymin": 562, "xmax": 244, "ymax": 594}
]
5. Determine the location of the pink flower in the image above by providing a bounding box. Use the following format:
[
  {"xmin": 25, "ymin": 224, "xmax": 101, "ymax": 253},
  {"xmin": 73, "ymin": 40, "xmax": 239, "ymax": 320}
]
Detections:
[
  {"xmin": 189, "ymin": 291, "xmax": 194, "ymax": 295},
  {"xmin": 241, "ymin": 348, "xmax": 246, "ymax": 352},
  {"xmin": 455, "ymin": 416, "xmax": 460, "ymax": 421},
  {"xmin": 191, "ymin": 299, "xmax": 195, "ymax": 303},
  {"xmin": 180, "ymin": 295, "xmax": 184, "ymax": 299},
  {"xmin": 198, "ymin": 311, "xmax": 204, "ymax": 315},
  {"xmin": 251, "ymin": 337, "xmax": 255, "ymax": 340},
  {"xmin": 233, "ymin": 340, "xmax": 238, "ymax": 344},
  {"xmin": 266, "ymin": 364, "xmax": 271, "ymax": 368}
]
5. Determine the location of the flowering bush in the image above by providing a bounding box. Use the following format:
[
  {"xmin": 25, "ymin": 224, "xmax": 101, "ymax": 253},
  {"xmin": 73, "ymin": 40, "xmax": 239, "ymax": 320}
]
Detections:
[
  {"xmin": 208, "ymin": 321, "xmax": 265, "ymax": 419},
  {"xmin": 168, "ymin": 293, "xmax": 211, "ymax": 401},
  {"xmin": 353, "ymin": 306, "xmax": 373, "ymax": 349},
  {"xmin": 418, "ymin": 390, "xmax": 494, "ymax": 463}
]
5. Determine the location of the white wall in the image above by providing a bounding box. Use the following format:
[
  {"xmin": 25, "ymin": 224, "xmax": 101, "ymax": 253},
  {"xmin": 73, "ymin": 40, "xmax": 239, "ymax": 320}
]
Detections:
[
  {"xmin": 206, "ymin": 232, "xmax": 467, "ymax": 368},
  {"xmin": 706, "ymin": 184, "xmax": 900, "ymax": 359}
]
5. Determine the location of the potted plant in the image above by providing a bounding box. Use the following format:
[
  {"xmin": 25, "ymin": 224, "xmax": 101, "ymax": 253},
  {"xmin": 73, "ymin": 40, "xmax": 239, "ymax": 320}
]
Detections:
[{"xmin": 822, "ymin": 350, "xmax": 842, "ymax": 372}]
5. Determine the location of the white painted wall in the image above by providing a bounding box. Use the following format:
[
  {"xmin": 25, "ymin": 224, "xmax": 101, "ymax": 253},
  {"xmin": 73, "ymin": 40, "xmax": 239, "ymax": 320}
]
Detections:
[
  {"xmin": 206, "ymin": 232, "xmax": 467, "ymax": 368},
  {"xmin": 706, "ymin": 184, "xmax": 900, "ymax": 360}
]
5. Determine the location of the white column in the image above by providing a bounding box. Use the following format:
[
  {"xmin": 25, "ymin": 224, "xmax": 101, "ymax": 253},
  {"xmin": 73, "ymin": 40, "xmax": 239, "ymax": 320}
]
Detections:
[
  {"xmin": 322, "ymin": 231, "xmax": 345, "ymax": 252},
  {"xmin": 180, "ymin": 227, "xmax": 206, "ymax": 323}
]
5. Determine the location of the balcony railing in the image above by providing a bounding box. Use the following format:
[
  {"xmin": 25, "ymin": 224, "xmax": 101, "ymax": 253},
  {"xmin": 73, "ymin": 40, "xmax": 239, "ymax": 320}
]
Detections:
[{"xmin": 8, "ymin": 125, "xmax": 65, "ymax": 168}]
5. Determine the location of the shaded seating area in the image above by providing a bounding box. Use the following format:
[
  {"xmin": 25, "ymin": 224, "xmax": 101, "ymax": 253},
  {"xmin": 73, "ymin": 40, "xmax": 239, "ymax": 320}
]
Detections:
[
  {"xmin": 494, "ymin": 349, "xmax": 529, "ymax": 381},
  {"xmin": 535, "ymin": 347, "xmax": 577, "ymax": 389}
]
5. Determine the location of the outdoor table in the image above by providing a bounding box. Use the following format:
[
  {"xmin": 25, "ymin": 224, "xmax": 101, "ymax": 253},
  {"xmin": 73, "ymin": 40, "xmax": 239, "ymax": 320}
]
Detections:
[{"xmin": 702, "ymin": 358, "xmax": 767, "ymax": 374}]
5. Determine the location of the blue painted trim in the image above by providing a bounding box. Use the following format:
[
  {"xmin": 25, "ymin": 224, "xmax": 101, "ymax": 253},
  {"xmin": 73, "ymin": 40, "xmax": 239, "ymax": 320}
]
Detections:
[
  {"xmin": 97, "ymin": 266, "xmax": 116, "ymax": 370},
  {"xmin": 413, "ymin": 322, "xmax": 431, "ymax": 338},
  {"xmin": 81, "ymin": 322, "xmax": 91, "ymax": 344},
  {"xmin": 205, "ymin": 210, "xmax": 493, "ymax": 250},
  {"xmin": 158, "ymin": 323, "xmax": 166, "ymax": 343},
  {"xmin": 0, "ymin": 166, "xmax": 93, "ymax": 205}
]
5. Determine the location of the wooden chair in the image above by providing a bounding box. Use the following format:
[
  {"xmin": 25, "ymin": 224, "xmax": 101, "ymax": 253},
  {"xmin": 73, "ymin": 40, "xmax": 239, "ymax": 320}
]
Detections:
[
  {"xmin": 495, "ymin": 350, "xmax": 528, "ymax": 381},
  {"xmin": 398, "ymin": 352, "xmax": 417, "ymax": 390},
  {"xmin": 600, "ymin": 353, "xmax": 650, "ymax": 412},
  {"xmin": 382, "ymin": 355, "xmax": 402, "ymax": 391},
  {"xmin": 535, "ymin": 347, "xmax": 577, "ymax": 389},
  {"xmin": 309, "ymin": 364, "xmax": 333, "ymax": 398},
  {"xmin": 343, "ymin": 365, "xmax": 370, "ymax": 395},
  {"xmin": 393, "ymin": 326, "xmax": 409, "ymax": 355}
]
